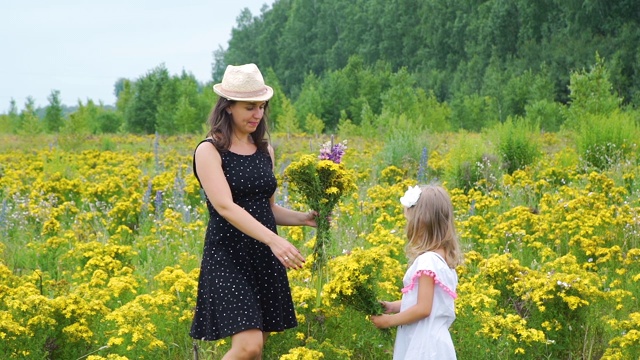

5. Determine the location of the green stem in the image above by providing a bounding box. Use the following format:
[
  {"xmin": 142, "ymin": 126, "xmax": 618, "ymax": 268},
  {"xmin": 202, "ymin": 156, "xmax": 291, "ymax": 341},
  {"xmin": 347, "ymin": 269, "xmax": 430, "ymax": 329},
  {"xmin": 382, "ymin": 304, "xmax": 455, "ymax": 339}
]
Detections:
[
  {"xmin": 313, "ymin": 213, "xmax": 331, "ymax": 272},
  {"xmin": 312, "ymin": 207, "xmax": 331, "ymax": 308},
  {"xmin": 314, "ymin": 264, "xmax": 324, "ymax": 308}
]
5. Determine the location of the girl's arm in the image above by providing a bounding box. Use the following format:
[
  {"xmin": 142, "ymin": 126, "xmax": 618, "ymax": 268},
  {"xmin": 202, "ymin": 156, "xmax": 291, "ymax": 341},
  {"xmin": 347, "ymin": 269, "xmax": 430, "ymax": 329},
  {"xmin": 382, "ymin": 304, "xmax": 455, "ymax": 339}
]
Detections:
[
  {"xmin": 195, "ymin": 142, "xmax": 305, "ymax": 268},
  {"xmin": 371, "ymin": 275, "xmax": 435, "ymax": 329}
]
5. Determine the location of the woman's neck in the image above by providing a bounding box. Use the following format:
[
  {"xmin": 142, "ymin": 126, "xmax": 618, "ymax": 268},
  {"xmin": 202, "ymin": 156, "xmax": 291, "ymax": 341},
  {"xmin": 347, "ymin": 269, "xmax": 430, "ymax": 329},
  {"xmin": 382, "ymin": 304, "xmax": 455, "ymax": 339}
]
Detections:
[
  {"xmin": 229, "ymin": 131, "xmax": 257, "ymax": 155},
  {"xmin": 232, "ymin": 132, "xmax": 253, "ymax": 146}
]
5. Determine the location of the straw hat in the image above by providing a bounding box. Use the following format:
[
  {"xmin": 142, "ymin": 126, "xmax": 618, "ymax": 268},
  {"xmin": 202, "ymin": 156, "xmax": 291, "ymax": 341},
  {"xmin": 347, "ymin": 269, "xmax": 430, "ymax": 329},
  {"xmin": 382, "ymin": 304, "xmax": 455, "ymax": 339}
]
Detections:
[{"xmin": 213, "ymin": 63, "xmax": 274, "ymax": 102}]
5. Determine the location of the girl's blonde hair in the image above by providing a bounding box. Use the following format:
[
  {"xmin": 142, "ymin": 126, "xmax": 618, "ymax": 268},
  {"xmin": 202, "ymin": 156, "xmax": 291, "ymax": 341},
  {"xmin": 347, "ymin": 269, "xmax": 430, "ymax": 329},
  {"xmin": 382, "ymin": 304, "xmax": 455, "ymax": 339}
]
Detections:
[{"xmin": 404, "ymin": 185, "xmax": 463, "ymax": 268}]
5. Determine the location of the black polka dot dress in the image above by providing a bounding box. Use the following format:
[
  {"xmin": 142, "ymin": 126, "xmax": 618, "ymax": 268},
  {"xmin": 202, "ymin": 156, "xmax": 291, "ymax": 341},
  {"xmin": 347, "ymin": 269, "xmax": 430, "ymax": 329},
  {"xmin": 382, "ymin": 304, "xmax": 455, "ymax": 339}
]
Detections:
[{"xmin": 190, "ymin": 139, "xmax": 297, "ymax": 341}]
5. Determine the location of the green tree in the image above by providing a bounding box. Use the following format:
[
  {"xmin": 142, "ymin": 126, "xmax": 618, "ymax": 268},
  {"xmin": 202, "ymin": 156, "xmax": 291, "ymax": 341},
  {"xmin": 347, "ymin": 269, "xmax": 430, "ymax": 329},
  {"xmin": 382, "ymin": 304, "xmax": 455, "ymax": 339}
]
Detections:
[
  {"xmin": 113, "ymin": 78, "xmax": 127, "ymax": 98},
  {"xmin": 320, "ymin": 69, "xmax": 352, "ymax": 131},
  {"xmin": 116, "ymin": 79, "xmax": 134, "ymax": 116},
  {"xmin": 217, "ymin": 0, "xmax": 640, "ymax": 121},
  {"xmin": 295, "ymin": 73, "xmax": 324, "ymax": 130},
  {"xmin": 59, "ymin": 100, "xmax": 94, "ymax": 150},
  {"xmin": 565, "ymin": 54, "xmax": 621, "ymax": 130},
  {"xmin": 0, "ymin": 113, "xmax": 8, "ymax": 133},
  {"xmin": 211, "ymin": 46, "xmax": 226, "ymax": 82},
  {"xmin": 304, "ymin": 113, "xmax": 324, "ymax": 137},
  {"xmin": 224, "ymin": 8, "xmax": 261, "ymax": 69},
  {"xmin": 275, "ymin": 96, "xmax": 300, "ymax": 138},
  {"xmin": 337, "ymin": 115, "xmax": 358, "ymax": 139},
  {"xmin": 44, "ymin": 90, "xmax": 64, "ymax": 133},
  {"xmin": 19, "ymin": 97, "xmax": 43, "ymax": 135},
  {"xmin": 608, "ymin": 23, "xmax": 640, "ymax": 107},
  {"xmin": 95, "ymin": 111, "xmax": 123, "ymax": 134},
  {"xmin": 524, "ymin": 99, "xmax": 565, "ymax": 132},
  {"xmin": 253, "ymin": 2, "xmax": 287, "ymax": 69},
  {"xmin": 358, "ymin": 101, "xmax": 378, "ymax": 139},
  {"xmin": 70, "ymin": 100, "xmax": 97, "ymax": 134},
  {"xmin": 125, "ymin": 65, "xmax": 170, "ymax": 134},
  {"xmin": 263, "ymin": 68, "xmax": 286, "ymax": 131},
  {"xmin": 177, "ymin": 72, "xmax": 209, "ymax": 133},
  {"xmin": 276, "ymin": 0, "xmax": 324, "ymax": 92},
  {"xmin": 450, "ymin": 93, "xmax": 498, "ymax": 132},
  {"xmin": 85, "ymin": 100, "xmax": 102, "ymax": 134},
  {"xmin": 419, "ymin": 90, "xmax": 452, "ymax": 133},
  {"xmin": 6, "ymin": 99, "xmax": 20, "ymax": 134},
  {"xmin": 155, "ymin": 75, "xmax": 180, "ymax": 135},
  {"xmin": 174, "ymin": 96, "xmax": 198, "ymax": 133}
]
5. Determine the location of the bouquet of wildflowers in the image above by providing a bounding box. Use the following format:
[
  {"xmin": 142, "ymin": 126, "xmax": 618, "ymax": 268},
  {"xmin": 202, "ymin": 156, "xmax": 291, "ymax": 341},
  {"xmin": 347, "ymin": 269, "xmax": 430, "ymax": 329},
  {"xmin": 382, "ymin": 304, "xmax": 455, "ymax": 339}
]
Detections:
[
  {"xmin": 284, "ymin": 139, "xmax": 356, "ymax": 271},
  {"xmin": 322, "ymin": 247, "xmax": 392, "ymax": 316}
]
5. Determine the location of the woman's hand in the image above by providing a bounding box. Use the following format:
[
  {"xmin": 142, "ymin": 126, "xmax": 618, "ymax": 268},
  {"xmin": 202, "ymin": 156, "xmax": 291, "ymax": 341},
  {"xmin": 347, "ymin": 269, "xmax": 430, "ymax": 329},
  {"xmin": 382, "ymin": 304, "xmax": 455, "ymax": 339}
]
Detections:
[
  {"xmin": 302, "ymin": 210, "xmax": 318, "ymax": 227},
  {"xmin": 268, "ymin": 235, "xmax": 305, "ymax": 270}
]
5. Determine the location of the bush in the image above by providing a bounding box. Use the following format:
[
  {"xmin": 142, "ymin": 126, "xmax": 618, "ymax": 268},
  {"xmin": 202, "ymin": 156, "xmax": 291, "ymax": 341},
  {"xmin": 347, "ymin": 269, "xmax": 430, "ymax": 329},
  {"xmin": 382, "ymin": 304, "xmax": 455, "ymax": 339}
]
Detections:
[
  {"xmin": 96, "ymin": 112, "xmax": 123, "ymax": 134},
  {"xmin": 494, "ymin": 117, "xmax": 541, "ymax": 174},
  {"xmin": 445, "ymin": 131, "xmax": 501, "ymax": 192},
  {"xmin": 525, "ymin": 99, "xmax": 565, "ymax": 132},
  {"xmin": 576, "ymin": 110, "xmax": 638, "ymax": 170},
  {"xmin": 450, "ymin": 93, "xmax": 499, "ymax": 132},
  {"xmin": 378, "ymin": 124, "xmax": 428, "ymax": 171}
]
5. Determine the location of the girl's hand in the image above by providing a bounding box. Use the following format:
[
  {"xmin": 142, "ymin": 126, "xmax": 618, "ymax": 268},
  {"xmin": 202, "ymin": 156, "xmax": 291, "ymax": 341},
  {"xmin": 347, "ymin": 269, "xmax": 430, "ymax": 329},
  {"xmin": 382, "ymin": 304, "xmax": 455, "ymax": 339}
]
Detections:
[
  {"xmin": 380, "ymin": 300, "xmax": 400, "ymax": 314},
  {"xmin": 370, "ymin": 315, "xmax": 391, "ymax": 329}
]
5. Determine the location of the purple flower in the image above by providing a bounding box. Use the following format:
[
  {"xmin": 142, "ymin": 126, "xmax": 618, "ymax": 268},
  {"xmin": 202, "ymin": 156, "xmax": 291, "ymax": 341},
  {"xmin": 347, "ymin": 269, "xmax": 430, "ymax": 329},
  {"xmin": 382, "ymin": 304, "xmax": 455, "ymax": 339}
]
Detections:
[{"xmin": 319, "ymin": 140, "xmax": 347, "ymax": 164}]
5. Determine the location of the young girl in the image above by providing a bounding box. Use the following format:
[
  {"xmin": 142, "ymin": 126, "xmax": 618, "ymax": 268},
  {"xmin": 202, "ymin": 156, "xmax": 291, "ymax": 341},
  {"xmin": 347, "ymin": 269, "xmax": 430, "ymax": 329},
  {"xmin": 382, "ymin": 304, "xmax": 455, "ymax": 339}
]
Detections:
[{"xmin": 371, "ymin": 184, "xmax": 463, "ymax": 360}]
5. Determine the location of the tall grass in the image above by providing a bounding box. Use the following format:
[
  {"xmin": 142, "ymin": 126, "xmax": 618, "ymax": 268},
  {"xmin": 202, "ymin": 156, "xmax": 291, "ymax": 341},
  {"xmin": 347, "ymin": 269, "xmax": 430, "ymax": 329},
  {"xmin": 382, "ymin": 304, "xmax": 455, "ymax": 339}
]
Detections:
[
  {"xmin": 492, "ymin": 117, "xmax": 541, "ymax": 175},
  {"xmin": 575, "ymin": 110, "xmax": 638, "ymax": 170}
]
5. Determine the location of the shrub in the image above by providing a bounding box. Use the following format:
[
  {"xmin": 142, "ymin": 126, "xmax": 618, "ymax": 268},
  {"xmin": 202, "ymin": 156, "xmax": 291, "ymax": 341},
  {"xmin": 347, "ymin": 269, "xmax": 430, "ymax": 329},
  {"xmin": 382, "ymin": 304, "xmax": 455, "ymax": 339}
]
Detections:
[
  {"xmin": 494, "ymin": 117, "xmax": 541, "ymax": 174},
  {"xmin": 378, "ymin": 125, "xmax": 428, "ymax": 171},
  {"xmin": 450, "ymin": 93, "xmax": 499, "ymax": 131},
  {"xmin": 446, "ymin": 131, "xmax": 501, "ymax": 192},
  {"xmin": 576, "ymin": 110, "xmax": 638, "ymax": 170},
  {"xmin": 565, "ymin": 53, "xmax": 621, "ymax": 130},
  {"xmin": 525, "ymin": 99, "xmax": 565, "ymax": 132}
]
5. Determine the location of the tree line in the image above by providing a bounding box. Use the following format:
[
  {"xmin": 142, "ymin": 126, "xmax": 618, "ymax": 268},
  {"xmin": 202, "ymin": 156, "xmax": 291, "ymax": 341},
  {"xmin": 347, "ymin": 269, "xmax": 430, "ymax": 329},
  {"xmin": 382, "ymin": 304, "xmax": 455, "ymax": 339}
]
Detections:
[
  {"xmin": 221, "ymin": 0, "xmax": 639, "ymax": 104},
  {"xmin": 1, "ymin": 0, "xmax": 638, "ymax": 136}
]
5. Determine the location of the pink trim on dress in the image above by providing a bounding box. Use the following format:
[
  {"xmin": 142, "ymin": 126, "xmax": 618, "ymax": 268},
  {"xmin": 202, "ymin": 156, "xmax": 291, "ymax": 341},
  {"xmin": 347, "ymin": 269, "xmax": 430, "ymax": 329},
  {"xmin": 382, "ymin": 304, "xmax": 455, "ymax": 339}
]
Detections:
[{"xmin": 401, "ymin": 270, "xmax": 458, "ymax": 299}]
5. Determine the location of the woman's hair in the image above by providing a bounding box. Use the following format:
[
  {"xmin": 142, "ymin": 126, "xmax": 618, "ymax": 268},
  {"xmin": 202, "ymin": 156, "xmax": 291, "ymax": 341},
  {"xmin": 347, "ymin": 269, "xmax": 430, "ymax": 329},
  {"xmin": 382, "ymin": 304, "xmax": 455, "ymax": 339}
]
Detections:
[
  {"xmin": 205, "ymin": 97, "xmax": 270, "ymax": 153},
  {"xmin": 404, "ymin": 185, "xmax": 463, "ymax": 268}
]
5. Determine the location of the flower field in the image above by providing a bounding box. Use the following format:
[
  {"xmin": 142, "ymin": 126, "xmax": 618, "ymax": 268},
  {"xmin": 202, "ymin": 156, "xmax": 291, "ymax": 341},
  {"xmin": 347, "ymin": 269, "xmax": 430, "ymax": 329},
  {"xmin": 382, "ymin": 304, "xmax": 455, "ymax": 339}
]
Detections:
[{"xmin": 1, "ymin": 132, "xmax": 639, "ymax": 359}]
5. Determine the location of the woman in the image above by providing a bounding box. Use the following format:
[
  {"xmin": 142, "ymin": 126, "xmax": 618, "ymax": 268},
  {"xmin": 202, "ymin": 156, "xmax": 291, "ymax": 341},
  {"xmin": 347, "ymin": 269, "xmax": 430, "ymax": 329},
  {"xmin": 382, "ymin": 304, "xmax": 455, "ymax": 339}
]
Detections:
[{"xmin": 190, "ymin": 63, "xmax": 316, "ymax": 359}]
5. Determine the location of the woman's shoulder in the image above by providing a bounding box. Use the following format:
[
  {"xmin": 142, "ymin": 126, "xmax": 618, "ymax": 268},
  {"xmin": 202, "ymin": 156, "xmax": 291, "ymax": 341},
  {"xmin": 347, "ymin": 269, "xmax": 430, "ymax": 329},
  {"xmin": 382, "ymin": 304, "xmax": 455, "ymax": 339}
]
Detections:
[
  {"xmin": 195, "ymin": 137, "xmax": 213, "ymax": 150},
  {"xmin": 199, "ymin": 132, "xmax": 231, "ymax": 150},
  {"xmin": 195, "ymin": 138, "xmax": 222, "ymax": 159}
]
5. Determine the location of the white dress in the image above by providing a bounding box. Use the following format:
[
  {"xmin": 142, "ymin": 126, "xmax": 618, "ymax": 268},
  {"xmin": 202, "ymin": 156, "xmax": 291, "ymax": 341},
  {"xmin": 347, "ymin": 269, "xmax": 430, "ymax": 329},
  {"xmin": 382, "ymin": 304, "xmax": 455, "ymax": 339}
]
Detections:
[{"xmin": 393, "ymin": 251, "xmax": 459, "ymax": 360}]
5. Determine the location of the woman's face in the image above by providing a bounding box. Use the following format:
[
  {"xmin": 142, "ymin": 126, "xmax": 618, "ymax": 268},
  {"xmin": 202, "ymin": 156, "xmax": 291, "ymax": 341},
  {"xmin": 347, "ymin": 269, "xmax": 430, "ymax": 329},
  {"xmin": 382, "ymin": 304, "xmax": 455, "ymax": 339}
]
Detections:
[{"xmin": 228, "ymin": 101, "xmax": 266, "ymax": 134}]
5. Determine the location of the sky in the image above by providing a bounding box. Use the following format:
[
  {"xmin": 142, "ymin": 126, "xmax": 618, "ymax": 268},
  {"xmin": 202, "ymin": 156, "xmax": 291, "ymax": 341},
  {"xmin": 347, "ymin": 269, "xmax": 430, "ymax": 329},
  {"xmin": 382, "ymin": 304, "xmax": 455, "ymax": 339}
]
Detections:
[{"xmin": 0, "ymin": 0, "xmax": 274, "ymax": 110}]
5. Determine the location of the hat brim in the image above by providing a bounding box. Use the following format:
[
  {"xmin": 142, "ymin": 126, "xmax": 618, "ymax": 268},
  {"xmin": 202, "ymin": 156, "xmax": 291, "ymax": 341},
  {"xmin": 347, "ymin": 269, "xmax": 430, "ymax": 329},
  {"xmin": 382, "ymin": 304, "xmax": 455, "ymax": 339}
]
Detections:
[{"xmin": 212, "ymin": 84, "xmax": 274, "ymax": 102}]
